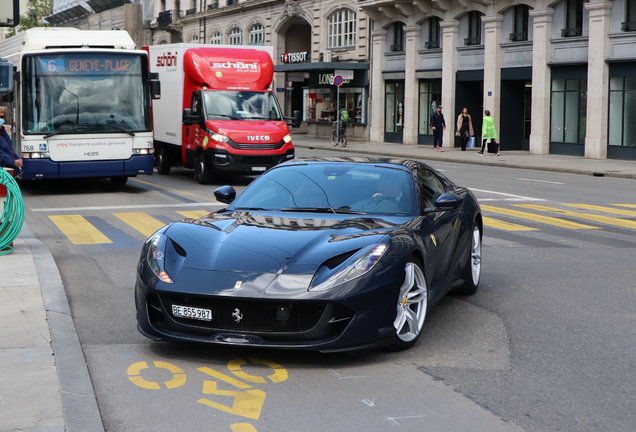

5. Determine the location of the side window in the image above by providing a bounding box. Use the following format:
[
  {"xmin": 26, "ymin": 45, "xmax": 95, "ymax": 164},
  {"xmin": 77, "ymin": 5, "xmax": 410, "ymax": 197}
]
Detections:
[
  {"xmin": 191, "ymin": 92, "xmax": 203, "ymax": 117},
  {"xmin": 417, "ymin": 169, "xmax": 446, "ymax": 208}
]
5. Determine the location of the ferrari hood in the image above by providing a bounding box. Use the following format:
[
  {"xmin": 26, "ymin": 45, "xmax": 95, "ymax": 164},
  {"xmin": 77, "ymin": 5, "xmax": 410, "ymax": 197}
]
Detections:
[{"xmin": 163, "ymin": 212, "xmax": 400, "ymax": 275}]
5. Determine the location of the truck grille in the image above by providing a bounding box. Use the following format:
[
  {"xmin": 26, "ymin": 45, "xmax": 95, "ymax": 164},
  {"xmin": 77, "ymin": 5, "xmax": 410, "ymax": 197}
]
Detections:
[{"xmin": 234, "ymin": 141, "xmax": 284, "ymax": 150}]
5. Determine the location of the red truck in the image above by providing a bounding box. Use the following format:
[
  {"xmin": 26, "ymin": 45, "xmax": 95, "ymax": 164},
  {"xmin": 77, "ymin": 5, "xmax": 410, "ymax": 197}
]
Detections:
[{"xmin": 147, "ymin": 44, "xmax": 300, "ymax": 183}]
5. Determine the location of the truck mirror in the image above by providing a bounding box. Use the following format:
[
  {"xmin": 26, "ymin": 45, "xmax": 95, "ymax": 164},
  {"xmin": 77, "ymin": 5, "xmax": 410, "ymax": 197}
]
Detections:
[
  {"xmin": 285, "ymin": 110, "xmax": 302, "ymax": 128},
  {"xmin": 150, "ymin": 80, "xmax": 161, "ymax": 100},
  {"xmin": 183, "ymin": 108, "xmax": 193, "ymax": 126}
]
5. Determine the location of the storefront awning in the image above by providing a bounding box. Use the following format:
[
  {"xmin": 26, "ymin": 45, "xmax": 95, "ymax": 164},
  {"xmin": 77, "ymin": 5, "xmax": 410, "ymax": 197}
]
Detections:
[
  {"xmin": 87, "ymin": 0, "xmax": 129, "ymax": 14},
  {"xmin": 45, "ymin": 4, "xmax": 91, "ymax": 25},
  {"xmin": 275, "ymin": 62, "xmax": 369, "ymax": 72}
]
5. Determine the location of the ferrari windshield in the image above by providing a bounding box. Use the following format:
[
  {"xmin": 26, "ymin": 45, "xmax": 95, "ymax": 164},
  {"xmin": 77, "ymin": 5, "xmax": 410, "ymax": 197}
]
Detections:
[
  {"xmin": 22, "ymin": 53, "xmax": 150, "ymax": 134},
  {"xmin": 203, "ymin": 91, "xmax": 283, "ymax": 121},
  {"xmin": 231, "ymin": 164, "xmax": 416, "ymax": 216}
]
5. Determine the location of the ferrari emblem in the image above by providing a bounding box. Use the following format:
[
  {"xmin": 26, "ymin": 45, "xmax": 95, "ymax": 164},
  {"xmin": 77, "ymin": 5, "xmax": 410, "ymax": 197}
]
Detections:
[
  {"xmin": 430, "ymin": 234, "xmax": 437, "ymax": 247},
  {"xmin": 234, "ymin": 281, "xmax": 243, "ymax": 289},
  {"xmin": 402, "ymin": 297, "xmax": 408, "ymax": 306},
  {"xmin": 232, "ymin": 308, "xmax": 243, "ymax": 323}
]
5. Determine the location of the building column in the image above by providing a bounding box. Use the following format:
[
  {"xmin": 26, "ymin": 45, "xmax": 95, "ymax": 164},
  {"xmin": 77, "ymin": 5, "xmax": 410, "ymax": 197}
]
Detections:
[
  {"xmin": 403, "ymin": 25, "xmax": 421, "ymax": 145},
  {"xmin": 440, "ymin": 20, "xmax": 459, "ymax": 148},
  {"xmin": 529, "ymin": 9, "xmax": 554, "ymax": 155},
  {"xmin": 482, "ymin": 16, "xmax": 503, "ymax": 137},
  {"xmin": 370, "ymin": 29, "xmax": 387, "ymax": 143},
  {"xmin": 585, "ymin": 1, "xmax": 612, "ymax": 159}
]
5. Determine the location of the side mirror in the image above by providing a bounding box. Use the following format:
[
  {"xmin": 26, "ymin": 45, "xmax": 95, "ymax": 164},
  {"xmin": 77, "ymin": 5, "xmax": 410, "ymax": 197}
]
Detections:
[
  {"xmin": 183, "ymin": 108, "xmax": 203, "ymax": 126},
  {"xmin": 434, "ymin": 193, "xmax": 464, "ymax": 210},
  {"xmin": 214, "ymin": 185, "xmax": 236, "ymax": 204},
  {"xmin": 150, "ymin": 80, "xmax": 161, "ymax": 100},
  {"xmin": 285, "ymin": 110, "xmax": 302, "ymax": 128}
]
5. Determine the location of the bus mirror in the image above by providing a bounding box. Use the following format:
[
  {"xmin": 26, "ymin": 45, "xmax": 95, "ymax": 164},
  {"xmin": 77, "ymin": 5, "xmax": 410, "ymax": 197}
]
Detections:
[
  {"xmin": 0, "ymin": 60, "xmax": 13, "ymax": 92},
  {"xmin": 0, "ymin": 0, "xmax": 20, "ymax": 28},
  {"xmin": 150, "ymin": 80, "xmax": 161, "ymax": 99}
]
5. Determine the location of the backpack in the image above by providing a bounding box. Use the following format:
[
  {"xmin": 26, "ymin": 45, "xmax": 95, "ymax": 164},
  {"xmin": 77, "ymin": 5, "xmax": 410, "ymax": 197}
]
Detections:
[{"xmin": 340, "ymin": 110, "xmax": 349, "ymax": 124}]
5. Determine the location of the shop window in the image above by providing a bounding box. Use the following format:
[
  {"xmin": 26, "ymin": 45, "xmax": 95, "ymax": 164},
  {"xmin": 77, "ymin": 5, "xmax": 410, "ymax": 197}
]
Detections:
[
  {"xmin": 328, "ymin": 9, "xmax": 357, "ymax": 48},
  {"xmin": 426, "ymin": 17, "xmax": 441, "ymax": 49},
  {"xmin": 385, "ymin": 82, "xmax": 405, "ymax": 134},
  {"xmin": 562, "ymin": 0, "xmax": 583, "ymax": 37},
  {"xmin": 228, "ymin": 27, "xmax": 242, "ymax": 45},
  {"xmin": 609, "ymin": 77, "xmax": 636, "ymax": 147},
  {"xmin": 210, "ymin": 31, "xmax": 222, "ymax": 44},
  {"xmin": 509, "ymin": 5, "xmax": 529, "ymax": 41},
  {"xmin": 550, "ymin": 78, "xmax": 587, "ymax": 144},
  {"xmin": 465, "ymin": 12, "xmax": 482, "ymax": 46},
  {"xmin": 248, "ymin": 23, "xmax": 265, "ymax": 46},
  {"xmin": 389, "ymin": 22, "xmax": 405, "ymax": 52},
  {"xmin": 622, "ymin": 0, "xmax": 636, "ymax": 31},
  {"xmin": 418, "ymin": 80, "xmax": 442, "ymax": 135},
  {"xmin": 303, "ymin": 87, "xmax": 366, "ymax": 124}
]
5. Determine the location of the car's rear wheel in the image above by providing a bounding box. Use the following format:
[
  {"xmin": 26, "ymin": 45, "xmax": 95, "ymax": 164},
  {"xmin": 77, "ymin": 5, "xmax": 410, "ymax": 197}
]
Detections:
[
  {"xmin": 194, "ymin": 152, "xmax": 215, "ymax": 184},
  {"xmin": 389, "ymin": 257, "xmax": 428, "ymax": 351},
  {"xmin": 455, "ymin": 222, "xmax": 482, "ymax": 295}
]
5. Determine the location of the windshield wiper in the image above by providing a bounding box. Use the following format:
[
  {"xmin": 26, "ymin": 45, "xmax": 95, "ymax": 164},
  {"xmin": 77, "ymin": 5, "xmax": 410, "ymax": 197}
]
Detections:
[
  {"xmin": 281, "ymin": 207, "xmax": 366, "ymax": 215},
  {"xmin": 242, "ymin": 116, "xmax": 269, "ymax": 120},
  {"xmin": 43, "ymin": 125, "xmax": 84, "ymax": 138},
  {"xmin": 209, "ymin": 114, "xmax": 238, "ymax": 120},
  {"xmin": 103, "ymin": 123, "xmax": 135, "ymax": 136},
  {"xmin": 234, "ymin": 207, "xmax": 269, "ymax": 211}
]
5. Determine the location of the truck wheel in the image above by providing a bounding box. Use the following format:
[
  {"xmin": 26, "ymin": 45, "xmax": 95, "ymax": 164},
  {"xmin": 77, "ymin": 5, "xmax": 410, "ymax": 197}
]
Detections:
[
  {"xmin": 111, "ymin": 176, "xmax": 128, "ymax": 186},
  {"xmin": 155, "ymin": 143, "xmax": 171, "ymax": 175},
  {"xmin": 194, "ymin": 153, "xmax": 215, "ymax": 184}
]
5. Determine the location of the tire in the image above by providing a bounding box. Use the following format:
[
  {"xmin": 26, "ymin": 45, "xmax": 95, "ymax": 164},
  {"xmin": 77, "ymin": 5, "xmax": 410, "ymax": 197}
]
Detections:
[
  {"xmin": 455, "ymin": 222, "xmax": 482, "ymax": 295},
  {"xmin": 340, "ymin": 133, "xmax": 347, "ymax": 148},
  {"xmin": 331, "ymin": 124, "xmax": 338, "ymax": 147},
  {"xmin": 111, "ymin": 176, "xmax": 128, "ymax": 186},
  {"xmin": 194, "ymin": 152, "xmax": 215, "ymax": 185},
  {"xmin": 155, "ymin": 143, "xmax": 171, "ymax": 175},
  {"xmin": 388, "ymin": 257, "xmax": 428, "ymax": 351}
]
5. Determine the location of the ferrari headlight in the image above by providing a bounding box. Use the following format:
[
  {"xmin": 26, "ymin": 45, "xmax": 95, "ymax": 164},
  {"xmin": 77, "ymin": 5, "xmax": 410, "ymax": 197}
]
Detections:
[
  {"xmin": 283, "ymin": 134, "xmax": 292, "ymax": 143},
  {"xmin": 310, "ymin": 244, "xmax": 389, "ymax": 292},
  {"xmin": 146, "ymin": 234, "xmax": 174, "ymax": 283},
  {"xmin": 211, "ymin": 133, "xmax": 230, "ymax": 143}
]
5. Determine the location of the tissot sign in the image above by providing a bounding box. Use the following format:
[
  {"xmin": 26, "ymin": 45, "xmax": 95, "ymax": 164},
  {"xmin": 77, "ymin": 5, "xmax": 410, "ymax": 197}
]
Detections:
[{"xmin": 280, "ymin": 51, "xmax": 308, "ymax": 64}]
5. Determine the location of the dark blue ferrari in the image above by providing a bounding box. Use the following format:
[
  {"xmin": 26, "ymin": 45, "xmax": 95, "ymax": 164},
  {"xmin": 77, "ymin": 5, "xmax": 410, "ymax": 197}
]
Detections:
[{"xmin": 135, "ymin": 158, "xmax": 482, "ymax": 352}]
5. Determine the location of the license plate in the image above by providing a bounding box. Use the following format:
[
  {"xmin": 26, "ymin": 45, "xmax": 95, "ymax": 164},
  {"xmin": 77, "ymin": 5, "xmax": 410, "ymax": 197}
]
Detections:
[
  {"xmin": 251, "ymin": 167, "xmax": 266, "ymax": 172},
  {"xmin": 172, "ymin": 305, "xmax": 212, "ymax": 321}
]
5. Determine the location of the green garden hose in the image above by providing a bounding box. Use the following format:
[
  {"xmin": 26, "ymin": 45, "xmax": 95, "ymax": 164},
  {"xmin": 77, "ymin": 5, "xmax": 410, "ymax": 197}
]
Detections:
[{"xmin": 0, "ymin": 168, "xmax": 24, "ymax": 255}]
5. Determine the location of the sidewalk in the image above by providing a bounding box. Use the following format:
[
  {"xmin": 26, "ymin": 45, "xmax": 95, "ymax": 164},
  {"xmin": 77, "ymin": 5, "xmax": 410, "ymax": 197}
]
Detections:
[{"xmin": 0, "ymin": 136, "xmax": 633, "ymax": 432}]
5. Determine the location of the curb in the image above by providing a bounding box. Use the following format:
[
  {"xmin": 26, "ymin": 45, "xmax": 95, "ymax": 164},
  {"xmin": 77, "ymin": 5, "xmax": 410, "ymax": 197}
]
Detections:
[{"xmin": 21, "ymin": 223, "xmax": 105, "ymax": 432}]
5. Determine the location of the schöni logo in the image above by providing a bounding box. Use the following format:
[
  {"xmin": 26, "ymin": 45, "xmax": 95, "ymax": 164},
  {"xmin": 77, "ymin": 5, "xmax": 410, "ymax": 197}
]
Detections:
[
  {"xmin": 156, "ymin": 52, "xmax": 177, "ymax": 67},
  {"xmin": 212, "ymin": 61, "xmax": 259, "ymax": 70},
  {"xmin": 247, "ymin": 136, "xmax": 271, "ymax": 141}
]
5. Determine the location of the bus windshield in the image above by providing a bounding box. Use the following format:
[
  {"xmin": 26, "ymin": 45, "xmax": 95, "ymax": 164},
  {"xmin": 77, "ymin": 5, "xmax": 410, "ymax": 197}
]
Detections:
[
  {"xmin": 22, "ymin": 53, "xmax": 150, "ymax": 134},
  {"xmin": 203, "ymin": 91, "xmax": 283, "ymax": 121}
]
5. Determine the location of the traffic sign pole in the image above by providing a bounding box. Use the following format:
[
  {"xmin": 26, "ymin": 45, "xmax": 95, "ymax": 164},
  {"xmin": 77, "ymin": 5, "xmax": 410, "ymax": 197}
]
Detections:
[{"xmin": 333, "ymin": 75, "xmax": 343, "ymax": 144}]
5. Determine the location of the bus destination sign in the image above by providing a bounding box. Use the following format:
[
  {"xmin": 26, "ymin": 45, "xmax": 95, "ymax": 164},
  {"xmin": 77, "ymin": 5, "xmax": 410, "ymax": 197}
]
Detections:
[{"xmin": 38, "ymin": 56, "xmax": 136, "ymax": 74}]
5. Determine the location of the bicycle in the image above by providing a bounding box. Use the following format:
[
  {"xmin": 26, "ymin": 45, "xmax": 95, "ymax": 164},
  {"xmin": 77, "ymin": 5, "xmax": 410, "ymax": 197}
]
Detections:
[{"xmin": 330, "ymin": 120, "xmax": 347, "ymax": 147}]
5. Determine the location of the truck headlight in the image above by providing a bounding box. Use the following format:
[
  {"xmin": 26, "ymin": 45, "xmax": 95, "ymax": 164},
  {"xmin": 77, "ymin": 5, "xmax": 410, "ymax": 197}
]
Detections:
[
  {"xmin": 211, "ymin": 133, "xmax": 230, "ymax": 143},
  {"xmin": 283, "ymin": 134, "xmax": 292, "ymax": 143}
]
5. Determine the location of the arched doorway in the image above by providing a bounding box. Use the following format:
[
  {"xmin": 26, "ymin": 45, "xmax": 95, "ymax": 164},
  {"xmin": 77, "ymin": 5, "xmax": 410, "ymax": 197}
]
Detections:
[{"xmin": 279, "ymin": 17, "xmax": 311, "ymax": 125}]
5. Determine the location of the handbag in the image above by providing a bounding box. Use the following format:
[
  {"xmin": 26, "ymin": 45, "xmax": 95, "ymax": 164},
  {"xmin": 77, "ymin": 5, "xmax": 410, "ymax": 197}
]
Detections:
[{"xmin": 466, "ymin": 137, "xmax": 475, "ymax": 148}]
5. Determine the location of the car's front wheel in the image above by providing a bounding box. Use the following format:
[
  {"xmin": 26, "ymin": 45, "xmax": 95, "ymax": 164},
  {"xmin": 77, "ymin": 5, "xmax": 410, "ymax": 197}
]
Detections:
[
  {"xmin": 389, "ymin": 257, "xmax": 428, "ymax": 351},
  {"xmin": 455, "ymin": 222, "xmax": 482, "ymax": 295}
]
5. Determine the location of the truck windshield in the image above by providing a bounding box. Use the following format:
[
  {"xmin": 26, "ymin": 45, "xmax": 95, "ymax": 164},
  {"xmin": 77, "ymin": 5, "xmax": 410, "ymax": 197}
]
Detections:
[
  {"xmin": 22, "ymin": 53, "xmax": 150, "ymax": 134},
  {"xmin": 203, "ymin": 91, "xmax": 283, "ymax": 121}
]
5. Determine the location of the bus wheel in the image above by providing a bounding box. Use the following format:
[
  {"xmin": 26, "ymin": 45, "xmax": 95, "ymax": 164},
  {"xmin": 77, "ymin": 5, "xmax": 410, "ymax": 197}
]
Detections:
[
  {"xmin": 194, "ymin": 153, "xmax": 215, "ymax": 185},
  {"xmin": 111, "ymin": 176, "xmax": 128, "ymax": 186},
  {"xmin": 155, "ymin": 143, "xmax": 171, "ymax": 175}
]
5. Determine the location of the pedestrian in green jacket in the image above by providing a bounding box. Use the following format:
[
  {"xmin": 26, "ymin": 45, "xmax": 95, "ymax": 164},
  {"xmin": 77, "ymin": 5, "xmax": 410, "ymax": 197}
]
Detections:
[{"xmin": 478, "ymin": 110, "xmax": 500, "ymax": 156}]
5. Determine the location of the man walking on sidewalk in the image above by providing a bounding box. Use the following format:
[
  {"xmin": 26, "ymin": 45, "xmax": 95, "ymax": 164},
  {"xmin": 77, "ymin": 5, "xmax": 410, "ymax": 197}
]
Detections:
[{"xmin": 430, "ymin": 105, "xmax": 446, "ymax": 152}]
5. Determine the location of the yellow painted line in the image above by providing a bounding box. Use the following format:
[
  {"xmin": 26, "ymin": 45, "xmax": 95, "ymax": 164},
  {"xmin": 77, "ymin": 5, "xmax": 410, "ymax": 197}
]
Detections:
[
  {"xmin": 131, "ymin": 177, "xmax": 218, "ymax": 202},
  {"xmin": 613, "ymin": 204, "xmax": 636, "ymax": 209},
  {"xmin": 480, "ymin": 205, "xmax": 598, "ymax": 229},
  {"xmin": 48, "ymin": 215, "xmax": 112, "ymax": 244},
  {"xmin": 176, "ymin": 210, "xmax": 210, "ymax": 219},
  {"xmin": 483, "ymin": 216, "xmax": 539, "ymax": 231},
  {"xmin": 114, "ymin": 212, "xmax": 167, "ymax": 237},
  {"xmin": 514, "ymin": 204, "xmax": 636, "ymax": 230},
  {"xmin": 231, "ymin": 424, "xmax": 258, "ymax": 432},
  {"xmin": 564, "ymin": 204, "xmax": 636, "ymax": 216}
]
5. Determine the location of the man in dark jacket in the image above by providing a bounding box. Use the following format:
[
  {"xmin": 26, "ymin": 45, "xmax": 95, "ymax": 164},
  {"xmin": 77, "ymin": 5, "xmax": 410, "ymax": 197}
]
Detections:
[
  {"xmin": 430, "ymin": 105, "xmax": 446, "ymax": 152},
  {"xmin": 0, "ymin": 111, "xmax": 23, "ymax": 175}
]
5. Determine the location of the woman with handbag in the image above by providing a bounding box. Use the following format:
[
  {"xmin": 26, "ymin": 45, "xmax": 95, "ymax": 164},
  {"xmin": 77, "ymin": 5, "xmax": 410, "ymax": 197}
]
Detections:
[
  {"xmin": 456, "ymin": 107, "xmax": 474, "ymax": 151},
  {"xmin": 478, "ymin": 110, "xmax": 500, "ymax": 156}
]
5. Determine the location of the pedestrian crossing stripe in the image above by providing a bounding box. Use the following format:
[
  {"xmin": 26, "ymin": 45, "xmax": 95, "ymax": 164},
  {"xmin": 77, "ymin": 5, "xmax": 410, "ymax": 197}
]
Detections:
[
  {"xmin": 513, "ymin": 204, "xmax": 636, "ymax": 230},
  {"xmin": 176, "ymin": 210, "xmax": 211, "ymax": 219},
  {"xmin": 480, "ymin": 205, "xmax": 598, "ymax": 229},
  {"xmin": 113, "ymin": 212, "xmax": 167, "ymax": 238},
  {"xmin": 483, "ymin": 217, "xmax": 539, "ymax": 231},
  {"xmin": 48, "ymin": 215, "xmax": 113, "ymax": 245},
  {"xmin": 563, "ymin": 204, "xmax": 636, "ymax": 217}
]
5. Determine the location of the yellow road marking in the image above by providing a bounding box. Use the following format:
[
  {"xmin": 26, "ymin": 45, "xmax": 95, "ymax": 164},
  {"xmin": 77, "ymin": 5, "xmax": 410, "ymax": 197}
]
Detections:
[
  {"xmin": 127, "ymin": 361, "xmax": 186, "ymax": 390},
  {"xmin": 227, "ymin": 358, "xmax": 288, "ymax": 384},
  {"xmin": 48, "ymin": 215, "xmax": 112, "ymax": 244},
  {"xmin": 231, "ymin": 424, "xmax": 258, "ymax": 432},
  {"xmin": 176, "ymin": 210, "xmax": 210, "ymax": 219},
  {"xmin": 483, "ymin": 216, "xmax": 539, "ymax": 231},
  {"xmin": 114, "ymin": 212, "xmax": 166, "ymax": 237},
  {"xmin": 514, "ymin": 204, "xmax": 636, "ymax": 230},
  {"xmin": 564, "ymin": 204, "xmax": 636, "ymax": 216},
  {"xmin": 480, "ymin": 205, "xmax": 597, "ymax": 229},
  {"xmin": 613, "ymin": 204, "xmax": 636, "ymax": 209},
  {"xmin": 131, "ymin": 177, "xmax": 218, "ymax": 202}
]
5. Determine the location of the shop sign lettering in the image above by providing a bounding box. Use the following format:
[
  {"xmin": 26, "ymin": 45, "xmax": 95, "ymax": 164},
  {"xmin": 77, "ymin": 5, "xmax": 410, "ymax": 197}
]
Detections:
[
  {"xmin": 318, "ymin": 73, "xmax": 351, "ymax": 85},
  {"xmin": 280, "ymin": 52, "xmax": 308, "ymax": 64}
]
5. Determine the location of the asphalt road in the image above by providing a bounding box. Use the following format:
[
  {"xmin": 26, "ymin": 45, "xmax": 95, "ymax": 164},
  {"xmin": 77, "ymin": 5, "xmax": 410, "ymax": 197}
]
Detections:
[{"xmin": 22, "ymin": 149, "xmax": 636, "ymax": 432}]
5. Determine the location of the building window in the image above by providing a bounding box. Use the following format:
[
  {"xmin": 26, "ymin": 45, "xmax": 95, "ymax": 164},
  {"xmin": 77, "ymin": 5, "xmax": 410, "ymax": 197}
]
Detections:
[
  {"xmin": 550, "ymin": 78, "xmax": 587, "ymax": 144},
  {"xmin": 426, "ymin": 17, "xmax": 441, "ymax": 49},
  {"xmin": 210, "ymin": 31, "xmax": 222, "ymax": 44},
  {"xmin": 510, "ymin": 5, "xmax": 529, "ymax": 41},
  {"xmin": 248, "ymin": 23, "xmax": 265, "ymax": 45},
  {"xmin": 418, "ymin": 80, "xmax": 442, "ymax": 135},
  {"xmin": 188, "ymin": 35, "xmax": 199, "ymax": 43},
  {"xmin": 623, "ymin": 0, "xmax": 636, "ymax": 31},
  {"xmin": 465, "ymin": 11, "xmax": 482, "ymax": 45},
  {"xmin": 609, "ymin": 77, "xmax": 636, "ymax": 147},
  {"xmin": 389, "ymin": 22, "xmax": 405, "ymax": 51},
  {"xmin": 228, "ymin": 27, "xmax": 242, "ymax": 45},
  {"xmin": 328, "ymin": 9, "xmax": 357, "ymax": 48},
  {"xmin": 385, "ymin": 81, "xmax": 405, "ymax": 134},
  {"xmin": 562, "ymin": 0, "xmax": 583, "ymax": 37}
]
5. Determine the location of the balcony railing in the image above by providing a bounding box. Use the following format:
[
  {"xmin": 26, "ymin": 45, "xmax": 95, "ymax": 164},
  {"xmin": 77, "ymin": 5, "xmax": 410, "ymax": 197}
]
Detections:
[
  {"xmin": 464, "ymin": 37, "xmax": 481, "ymax": 46},
  {"xmin": 207, "ymin": 2, "xmax": 219, "ymax": 9},
  {"xmin": 185, "ymin": 8, "xmax": 196, "ymax": 15},
  {"xmin": 157, "ymin": 10, "xmax": 173, "ymax": 27},
  {"xmin": 621, "ymin": 21, "xmax": 636, "ymax": 32},
  {"xmin": 227, "ymin": 0, "xmax": 237, "ymax": 5},
  {"xmin": 561, "ymin": 27, "xmax": 582, "ymax": 37},
  {"xmin": 509, "ymin": 31, "xmax": 528, "ymax": 42},
  {"xmin": 389, "ymin": 44, "xmax": 403, "ymax": 52},
  {"xmin": 425, "ymin": 41, "xmax": 440, "ymax": 49}
]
